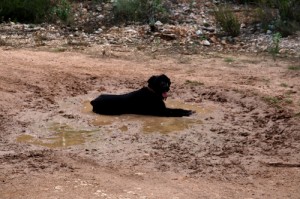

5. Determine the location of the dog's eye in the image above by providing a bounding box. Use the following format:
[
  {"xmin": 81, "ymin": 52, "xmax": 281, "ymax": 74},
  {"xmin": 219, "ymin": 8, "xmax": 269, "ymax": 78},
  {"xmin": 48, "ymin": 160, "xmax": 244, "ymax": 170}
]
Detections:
[{"xmin": 161, "ymin": 82, "xmax": 168, "ymax": 87}]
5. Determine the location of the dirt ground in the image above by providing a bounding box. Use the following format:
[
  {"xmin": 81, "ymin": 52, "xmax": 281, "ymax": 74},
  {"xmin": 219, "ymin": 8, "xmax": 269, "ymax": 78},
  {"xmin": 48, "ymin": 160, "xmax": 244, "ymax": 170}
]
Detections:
[{"xmin": 0, "ymin": 47, "xmax": 299, "ymax": 199}]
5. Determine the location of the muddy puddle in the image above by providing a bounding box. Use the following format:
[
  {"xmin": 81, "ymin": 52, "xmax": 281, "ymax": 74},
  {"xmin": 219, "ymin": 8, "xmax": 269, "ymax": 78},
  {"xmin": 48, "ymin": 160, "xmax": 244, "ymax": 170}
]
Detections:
[
  {"xmin": 17, "ymin": 123, "xmax": 96, "ymax": 148},
  {"xmin": 17, "ymin": 99, "xmax": 213, "ymax": 148},
  {"xmin": 84, "ymin": 99, "xmax": 212, "ymax": 133}
]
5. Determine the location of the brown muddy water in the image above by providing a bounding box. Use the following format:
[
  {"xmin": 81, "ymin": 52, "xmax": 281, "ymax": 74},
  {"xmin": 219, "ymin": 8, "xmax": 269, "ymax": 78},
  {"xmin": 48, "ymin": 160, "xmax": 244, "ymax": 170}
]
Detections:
[
  {"xmin": 84, "ymin": 100, "xmax": 211, "ymax": 133},
  {"xmin": 16, "ymin": 123, "xmax": 97, "ymax": 148},
  {"xmin": 17, "ymin": 100, "xmax": 213, "ymax": 148}
]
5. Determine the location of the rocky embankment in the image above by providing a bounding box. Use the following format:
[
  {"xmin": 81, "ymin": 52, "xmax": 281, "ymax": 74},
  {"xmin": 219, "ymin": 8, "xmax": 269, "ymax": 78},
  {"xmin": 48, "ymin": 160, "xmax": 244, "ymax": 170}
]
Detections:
[{"xmin": 0, "ymin": 1, "xmax": 299, "ymax": 57}]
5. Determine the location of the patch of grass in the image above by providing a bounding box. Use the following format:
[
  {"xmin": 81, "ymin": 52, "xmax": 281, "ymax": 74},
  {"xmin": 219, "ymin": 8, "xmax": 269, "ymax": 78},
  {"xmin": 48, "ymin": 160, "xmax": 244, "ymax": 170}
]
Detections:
[
  {"xmin": 288, "ymin": 65, "xmax": 300, "ymax": 71},
  {"xmin": 185, "ymin": 80, "xmax": 204, "ymax": 86},
  {"xmin": 280, "ymin": 83, "xmax": 289, "ymax": 87},
  {"xmin": 262, "ymin": 95, "xmax": 293, "ymax": 108},
  {"xmin": 285, "ymin": 90, "xmax": 295, "ymax": 95},
  {"xmin": 224, "ymin": 57, "xmax": 235, "ymax": 63},
  {"xmin": 262, "ymin": 96, "xmax": 281, "ymax": 106},
  {"xmin": 284, "ymin": 98, "xmax": 293, "ymax": 104},
  {"xmin": 51, "ymin": 47, "xmax": 67, "ymax": 52},
  {"xmin": 0, "ymin": 38, "xmax": 7, "ymax": 46},
  {"xmin": 178, "ymin": 56, "xmax": 192, "ymax": 64}
]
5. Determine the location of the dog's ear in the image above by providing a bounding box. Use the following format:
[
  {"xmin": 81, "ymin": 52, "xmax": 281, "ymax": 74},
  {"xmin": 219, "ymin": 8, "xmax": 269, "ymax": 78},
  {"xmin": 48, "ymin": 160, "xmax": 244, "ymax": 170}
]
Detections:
[{"xmin": 147, "ymin": 75, "xmax": 157, "ymax": 87}]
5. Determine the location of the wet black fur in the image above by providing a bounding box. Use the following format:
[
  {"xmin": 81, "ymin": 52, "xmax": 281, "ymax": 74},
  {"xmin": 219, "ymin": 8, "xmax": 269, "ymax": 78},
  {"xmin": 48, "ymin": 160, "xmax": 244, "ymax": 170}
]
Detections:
[{"xmin": 90, "ymin": 74, "xmax": 193, "ymax": 117}]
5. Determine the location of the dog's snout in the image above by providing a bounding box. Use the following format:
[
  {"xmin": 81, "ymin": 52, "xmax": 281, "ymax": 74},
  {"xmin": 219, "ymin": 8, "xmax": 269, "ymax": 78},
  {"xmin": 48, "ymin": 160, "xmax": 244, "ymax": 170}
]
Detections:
[{"xmin": 161, "ymin": 82, "xmax": 170, "ymax": 91}]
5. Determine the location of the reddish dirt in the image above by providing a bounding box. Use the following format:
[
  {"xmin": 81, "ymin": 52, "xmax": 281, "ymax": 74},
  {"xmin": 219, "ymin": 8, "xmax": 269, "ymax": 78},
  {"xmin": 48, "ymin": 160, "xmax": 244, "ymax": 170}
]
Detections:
[{"xmin": 0, "ymin": 47, "xmax": 299, "ymax": 198}]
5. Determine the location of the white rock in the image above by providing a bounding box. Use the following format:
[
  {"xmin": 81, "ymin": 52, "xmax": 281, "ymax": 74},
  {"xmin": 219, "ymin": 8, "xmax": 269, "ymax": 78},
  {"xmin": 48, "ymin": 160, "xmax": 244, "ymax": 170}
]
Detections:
[
  {"xmin": 155, "ymin": 21, "xmax": 163, "ymax": 26},
  {"xmin": 203, "ymin": 40, "xmax": 211, "ymax": 46},
  {"xmin": 196, "ymin": 30, "xmax": 203, "ymax": 35},
  {"xmin": 95, "ymin": 28, "xmax": 103, "ymax": 34},
  {"xmin": 97, "ymin": 15, "xmax": 104, "ymax": 20}
]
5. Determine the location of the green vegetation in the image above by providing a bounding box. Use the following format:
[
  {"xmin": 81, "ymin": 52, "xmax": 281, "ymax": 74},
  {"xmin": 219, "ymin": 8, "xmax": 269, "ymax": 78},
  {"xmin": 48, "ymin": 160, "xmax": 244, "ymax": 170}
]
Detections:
[
  {"xmin": 262, "ymin": 95, "xmax": 293, "ymax": 108},
  {"xmin": 214, "ymin": 5, "xmax": 241, "ymax": 37},
  {"xmin": 225, "ymin": 0, "xmax": 300, "ymax": 36},
  {"xmin": 288, "ymin": 65, "xmax": 300, "ymax": 71},
  {"xmin": 224, "ymin": 57, "xmax": 235, "ymax": 63},
  {"xmin": 50, "ymin": 0, "xmax": 72, "ymax": 23},
  {"xmin": 280, "ymin": 83, "xmax": 288, "ymax": 87},
  {"xmin": 185, "ymin": 80, "xmax": 204, "ymax": 86},
  {"xmin": 272, "ymin": 0, "xmax": 300, "ymax": 36},
  {"xmin": 0, "ymin": 0, "xmax": 72, "ymax": 23},
  {"xmin": 269, "ymin": 32, "xmax": 282, "ymax": 59},
  {"xmin": 112, "ymin": 0, "xmax": 169, "ymax": 24}
]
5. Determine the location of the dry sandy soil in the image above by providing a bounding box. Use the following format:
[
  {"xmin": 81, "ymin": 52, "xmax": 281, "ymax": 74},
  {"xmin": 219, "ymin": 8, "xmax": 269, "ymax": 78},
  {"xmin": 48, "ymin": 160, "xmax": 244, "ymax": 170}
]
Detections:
[{"xmin": 0, "ymin": 46, "xmax": 300, "ymax": 198}]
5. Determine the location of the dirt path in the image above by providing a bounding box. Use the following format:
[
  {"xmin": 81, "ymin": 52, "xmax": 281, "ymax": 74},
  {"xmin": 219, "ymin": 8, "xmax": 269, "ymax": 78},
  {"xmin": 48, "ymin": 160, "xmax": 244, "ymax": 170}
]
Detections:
[{"xmin": 0, "ymin": 47, "xmax": 299, "ymax": 198}]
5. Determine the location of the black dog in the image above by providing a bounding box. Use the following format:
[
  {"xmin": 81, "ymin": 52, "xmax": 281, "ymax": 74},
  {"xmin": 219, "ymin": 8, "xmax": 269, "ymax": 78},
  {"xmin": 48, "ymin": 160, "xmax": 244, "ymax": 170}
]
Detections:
[{"xmin": 90, "ymin": 74, "xmax": 194, "ymax": 117}]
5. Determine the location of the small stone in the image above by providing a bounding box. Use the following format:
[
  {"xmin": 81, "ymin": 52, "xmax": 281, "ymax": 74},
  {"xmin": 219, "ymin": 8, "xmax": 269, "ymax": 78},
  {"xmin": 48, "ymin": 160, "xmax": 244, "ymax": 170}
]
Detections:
[
  {"xmin": 55, "ymin": 186, "xmax": 63, "ymax": 191},
  {"xmin": 196, "ymin": 30, "xmax": 203, "ymax": 35},
  {"xmin": 74, "ymin": 31, "xmax": 80, "ymax": 36},
  {"xmin": 203, "ymin": 27, "xmax": 215, "ymax": 32},
  {"xmin": 209, "ymin": 36, "xmax": 218, "ymax": 43},
  {"xmin": 203, "ymin": 40, "xmax": 211, "ymax": 46},
  {"xmin": 95, "ymin": 28, "xmax": 103, "ymax": 34},
  {"xmin": 125, "ymin": 28, "xmax": 137, "ymax": 34},
  {"xmin": 267, "ymin": 30, "xmax": 272, "ymax": 34},
  {"xmin": 205, "ymin": 2, "xmax": 212, "ymax": 7},
  {"xmin": 96, "ymin": 15, "xmax": 104, "ymax": 20},
  {"xmin": 279, "ymin": 48, "xmax": 288, "ymax": 54},
  {"xmin": 96, "ymin": 6, "xmax": 102, "ymax": 12},
  {"xmin": 221, "ymin": 40, "xmax": 227, "ymax": 45},
  {"xmin": 154, "ymin": 21, "xmax": 163, "ymax": 26}
]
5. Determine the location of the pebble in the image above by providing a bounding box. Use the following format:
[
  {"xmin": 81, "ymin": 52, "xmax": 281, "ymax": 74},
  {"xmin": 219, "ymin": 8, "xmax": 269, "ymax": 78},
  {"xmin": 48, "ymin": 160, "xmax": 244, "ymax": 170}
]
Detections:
[
  {"xmin": 155, "ymin": 21, "xmax": 163, "ymax": 26},
  {"xmin": 203, "ymin": 40, "xmax": 211, "ymax": 46},
  {"xmin": 196, "ymin": 30, "xmax": 203, "ymax": 36}
]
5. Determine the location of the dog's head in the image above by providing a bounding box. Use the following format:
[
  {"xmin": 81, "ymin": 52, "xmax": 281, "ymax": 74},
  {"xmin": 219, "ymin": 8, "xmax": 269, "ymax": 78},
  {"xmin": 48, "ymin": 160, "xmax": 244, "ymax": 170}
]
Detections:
[{"xmin": 147, "ymin": 74, "xmax": 171, "ymax": 100}]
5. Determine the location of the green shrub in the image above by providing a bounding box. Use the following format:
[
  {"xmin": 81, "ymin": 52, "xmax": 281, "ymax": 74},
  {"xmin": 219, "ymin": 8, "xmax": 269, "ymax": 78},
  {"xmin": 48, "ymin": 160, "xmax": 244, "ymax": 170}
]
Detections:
[
  {"xmin": 226, "ymin": 0, "xmax": 300, "ymax": 36},
  {"xmin": 0, "ymin": 0, "xmax": 50, "ymax": 23},
  {"xmin": 288, "ymin": 65, "xmax": 300, "ymax": 71},
  {"xmin": 269, "ymin": 32, "xmax": 282, "ymax": 59},
  {"xmin": 254, "ymin": 4, "xmax": 275, "ymax": 30},
  {"xmin": 50, "ymin": 0, "xmax": 72, "ymax": 23},
  {"xmin": 254, "ymin": 0, "xmax": 300, "ymax": 36},
  {"xmin": 0, "ymin": 0, "xmax": 72, "ymax": 23},
  {"xmin": 214, "ymin": 5, "xmax": 241, "ymax": 37},
  {"xmin": 273, "ymin": 0, "xmax": 300, "ymax": 36},
  {"xmin": 112, "ymin": 0, "xmax": 169, "ymax": 24}
]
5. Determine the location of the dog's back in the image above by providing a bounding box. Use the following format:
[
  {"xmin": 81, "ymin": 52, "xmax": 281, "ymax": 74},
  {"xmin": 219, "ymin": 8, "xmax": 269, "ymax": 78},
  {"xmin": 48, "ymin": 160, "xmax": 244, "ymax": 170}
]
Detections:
[
  {"xmin": 91, "ymin": 88, "xmax": 165, "ymax": 115},
  {"xmin": 91, "ymin": 94, "xmax": 126, "ymax": 115}
]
